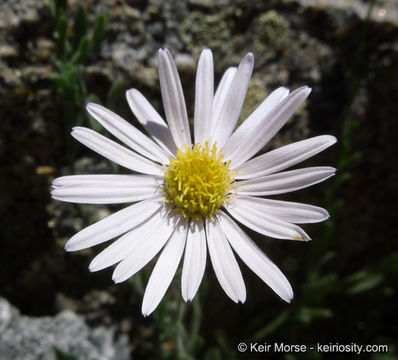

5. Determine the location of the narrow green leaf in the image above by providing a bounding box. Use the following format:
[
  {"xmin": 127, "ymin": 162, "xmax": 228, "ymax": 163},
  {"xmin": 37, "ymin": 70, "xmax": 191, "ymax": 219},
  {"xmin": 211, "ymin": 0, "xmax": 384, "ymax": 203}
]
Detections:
[
  {"xmin": 54, "ymin": 347, "xmax": 79, "ymax": 360},
  {"xmin": 52, "ymin": 0, "xmax": 68, "ymax": 21},
  {"xmin": 91, "ymin": 12, "xmax": 109, "ymax": 53},
  {"xmin": 73, "ymin": 4, "xmax": 88, "ymax": 51},
  {"xmin": 296, "ymin": 307, "xmax": 332, "ymax": 324},
  {"xmin": 204, "ymin": 348, "xmax": 223, "ymax": 360},
  {"xmin": 49, "ymin": 0, "xmax": 56, "ymax": 18},
  {"xmin": 56, "ymin": 14, "xmax": 68, "ymax": 58},
  {"xmin": 253, "ymin": 310, "xmax": 290, "ymax": 339},
  {"xmin": 347, "ymin": 273, "xmax": 384, "ymax": 294},
  {"xmin": 71, "ymin": 36, "xmax": 91, "ymax": 65},
  {"xmin": 374, "ymin": 252, "xmax": 398, "ymax": 273},
  {"xmin": 106, "ymin": 79, "xmax": 124, "ymax": 109}
]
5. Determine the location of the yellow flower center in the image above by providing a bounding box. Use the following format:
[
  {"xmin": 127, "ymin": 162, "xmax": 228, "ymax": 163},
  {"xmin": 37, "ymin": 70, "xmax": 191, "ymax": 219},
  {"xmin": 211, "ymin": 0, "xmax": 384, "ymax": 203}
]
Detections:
[{"xmin": 163, "ymin": 142, "xmax": 235, "ymax": 221}]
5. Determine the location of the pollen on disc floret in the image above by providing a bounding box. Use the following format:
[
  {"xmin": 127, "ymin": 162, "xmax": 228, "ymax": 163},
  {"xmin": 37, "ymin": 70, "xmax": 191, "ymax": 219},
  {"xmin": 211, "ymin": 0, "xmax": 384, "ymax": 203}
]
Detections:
[{"xmin": 163, "ymin": 142, "xmax": 236, "ymax": 221}]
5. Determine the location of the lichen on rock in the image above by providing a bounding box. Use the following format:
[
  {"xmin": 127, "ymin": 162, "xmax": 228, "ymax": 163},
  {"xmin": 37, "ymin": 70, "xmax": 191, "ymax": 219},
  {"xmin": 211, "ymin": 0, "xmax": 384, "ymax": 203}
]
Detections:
[
  {"xmin": 253, "ymin": 10, "xmax": 291, "ymax": 59},
  {"xmin": 180, "ymin": 10, "xmax": 235, "ymax": 56}
]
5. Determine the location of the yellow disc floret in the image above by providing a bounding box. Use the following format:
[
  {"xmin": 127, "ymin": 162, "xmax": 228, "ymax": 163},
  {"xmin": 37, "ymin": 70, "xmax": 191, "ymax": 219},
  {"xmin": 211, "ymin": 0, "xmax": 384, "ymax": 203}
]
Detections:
[{"xmin": 163, "ymin": 142, "xmax": 235, "ymax": 221}]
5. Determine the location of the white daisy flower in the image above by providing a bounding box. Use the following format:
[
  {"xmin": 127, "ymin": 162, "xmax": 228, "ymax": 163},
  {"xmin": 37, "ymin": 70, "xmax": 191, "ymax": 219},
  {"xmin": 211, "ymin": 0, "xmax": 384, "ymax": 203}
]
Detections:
[{"xmin": 51, "ymin": 49, "xmax": 336, "ymax": 316}]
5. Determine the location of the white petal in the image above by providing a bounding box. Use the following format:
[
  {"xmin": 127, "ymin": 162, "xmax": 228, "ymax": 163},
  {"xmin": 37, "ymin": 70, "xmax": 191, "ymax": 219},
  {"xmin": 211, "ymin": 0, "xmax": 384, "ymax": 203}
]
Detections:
[
  {"xmin": 236, "ymin": 167, "xmax": 336, "ymax": 196},
  {"xmin": 219, "ymin": 212, "xmax": 293, "ymax": 302},
  {"xmin": 212, "ymin": 67, "xmax": 237, "ymax": 134},
  {"xmin": 181, "ymin": 221, "xmax": 207, "ymax": 302},
  {"xmin": 112, "ymin": 211, "xmax": 179, "ymax": 283},
  {"xmin": 206, "ymin": 219, "xmax": 246, "ymax": 303},
  {"xmin": 194, "ymin": 49, "xmax": 214, "ymax": 144},
  {"xmin": 225, "ymin": 201, "xmax": 311, "ymax": 241},
  {"xmin": 236, "ymin": 135, "xmax": 337, "ymax": 179},
  {"xmin": 86, "ymin": 103, "xmax": 171, "ymax": 164},
  {"xmin": 223, "ymin": 86, "xmax": 289, "ymax": 162},
  {"xmin": 51, "ymin": 175, "xmax": 159, "ymax": 204},
  {"xmin": 126, "ymin": 89, "xmax": 177, "ymax": 155},
  {"xmin": 142, "ymin": 219, "xmax": 188, "ymax": 316},
  {"xmin": 65, "ymin": 196, "xmax": 162, "ymax": 251},
  {"xmin": 227, "ymin": 86, "xmax": 312, "ymax": 169},
  {"xmin": 231, "ymin": 195, "xmax": 329, "ymax": 224},
  {"xmin": 158, "ymin": 49, "xmax": 191, "ymax": 147},
  {"xmin": 89, "ymin": 208, "xmax": 165, "ymax": 272},
  {"xmin": 52, "ymin": 174, "xmax": 161, "ymax": 187},
  {"xmin": 211, "ymin": 53, "xmax": 254, "ymax": 149},
  {"xmin": 72, "ymin": 127, "xmax": 163, "ymax": 176}
]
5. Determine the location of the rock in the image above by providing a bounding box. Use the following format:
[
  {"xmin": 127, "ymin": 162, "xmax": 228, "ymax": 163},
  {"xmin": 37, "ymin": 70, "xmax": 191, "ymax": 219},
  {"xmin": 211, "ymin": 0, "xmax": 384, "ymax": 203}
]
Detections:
[
  {"xmin": 0, "ymin": 44, "xmax": 19, "ymax": 61},
  {"xmin": 0, "ymin": 296, "xmax": 130, "ymax": 360},
  {"xmin": 174, "ymin": 53, "xmax": 196, "ymax": 73},
  {"xmin": 0, "ymin": 0, "xmax": 43, "ymax": 32},
  {"xmin": 294, "ymin": 0, "xmax": 398, "ymax": 25},
  {"xmin": 253, "ymin": 10, "xmax": 291, "ymax": 60},
  {"xmin": 180, "ymin": 9, "xmax": 234, "ymax": 59}
]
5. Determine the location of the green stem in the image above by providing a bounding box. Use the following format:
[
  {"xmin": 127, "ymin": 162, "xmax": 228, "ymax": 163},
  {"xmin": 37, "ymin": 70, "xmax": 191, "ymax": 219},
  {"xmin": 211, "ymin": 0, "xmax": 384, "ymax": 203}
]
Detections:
[
  {"xmin": 187, "ymin": 294, "xmax": 202, "ymax": 352},
  {"xmin": 175, "ymin": 296, "xmax": 187, "ymax": 359}
]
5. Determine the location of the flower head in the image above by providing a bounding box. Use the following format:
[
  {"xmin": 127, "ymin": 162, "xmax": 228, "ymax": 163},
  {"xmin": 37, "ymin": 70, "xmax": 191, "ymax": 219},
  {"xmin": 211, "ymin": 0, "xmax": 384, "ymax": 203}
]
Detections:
[
  {"xmin": 163, "ymin": 141, "xmax": 236, "ymax": 220},
  {"xmin": 52, "ymin": 48, "xmax": 336, "ymax": 316}
]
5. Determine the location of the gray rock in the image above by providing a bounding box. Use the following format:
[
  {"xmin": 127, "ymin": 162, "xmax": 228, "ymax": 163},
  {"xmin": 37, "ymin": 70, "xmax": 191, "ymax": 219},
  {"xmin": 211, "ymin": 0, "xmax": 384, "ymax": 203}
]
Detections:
[
  {"xmin": 0, "ymin": 0, "xmax": 42, "ymax": 32},
  {"xmin": 294, "ymin": 0, "xmax": 398, "ymax": 25},
  {"xmin": 0, "ymin": 297, "xmax": 130, "ymax": 360}
]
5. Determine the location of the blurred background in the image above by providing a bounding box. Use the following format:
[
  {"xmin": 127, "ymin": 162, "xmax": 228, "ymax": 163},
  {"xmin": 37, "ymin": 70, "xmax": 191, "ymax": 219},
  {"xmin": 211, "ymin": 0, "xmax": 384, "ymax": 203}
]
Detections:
[{"xmin": 0, "ymin": 0, "xmax": 397, "ymax": 359}]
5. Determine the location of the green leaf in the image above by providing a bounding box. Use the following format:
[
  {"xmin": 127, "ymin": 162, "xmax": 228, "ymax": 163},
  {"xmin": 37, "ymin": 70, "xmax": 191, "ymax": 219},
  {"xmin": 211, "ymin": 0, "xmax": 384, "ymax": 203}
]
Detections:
[
  {"xmin": 56, "ymin": 14, "xmax": 68, "ymax": 58},
  {"xmin": 214, "ymin": 330, "xmax": 238, "ymax": 360},
  {"xmin": 296, "ymin": 307, "xmax": 332, "ymax": 324},
  {"xmin": 51, "ymin": 0, "xmax": 68, "ymax": 21},
  {"xmin": 49, "ymin": 0, "xmax": 56, "ymax": 18},
  {"xmin": 305, "ymin": 273, "xmax": 338, "ymax": 294},
  {"xmin": 253, "ymin": 310, "xmax": 290, "ymax": 339},
  {"xmin": 347, "ymin": 272, "xmax": 384, "ymax": 295},
  {"xmin": 204, "ymin": 348, "xmax": 223, "ymax": 360},
  {"xmin": 106, "ymin": 79, "xmax": 125, "ymax": 109},
  {"xmin": 373, "ymin": 252, "xmax": 398, "ymax": 273},
  {"xmin": 319, "ymin": 251, "xmax": 335, "ymax": 266},
  {"xmin": 54, "ymin": 347, "xmax": 79, "ymax": 360},
  {"xmin": 73, "ymin": 5, "xmax": 88, "ymax": 51},
  {"xmin": 71, "ymin": 36, "xmax": 91, "ymax": 65},
  {"xmin": 91, "ymin": 12, "xmax": 109, "ymax": 53},
  {"xmin": 87, "ymin": 113, "xmax": 104, "ymax": 134}
]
